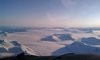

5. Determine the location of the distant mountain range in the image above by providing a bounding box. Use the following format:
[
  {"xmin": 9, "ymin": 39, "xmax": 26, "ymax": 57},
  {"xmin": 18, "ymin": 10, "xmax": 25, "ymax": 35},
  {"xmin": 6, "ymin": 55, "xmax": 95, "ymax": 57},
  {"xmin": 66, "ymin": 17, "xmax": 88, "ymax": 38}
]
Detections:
[{"xmin": 0, "ymin": 26, "xmax": 100, "ymax": 57}]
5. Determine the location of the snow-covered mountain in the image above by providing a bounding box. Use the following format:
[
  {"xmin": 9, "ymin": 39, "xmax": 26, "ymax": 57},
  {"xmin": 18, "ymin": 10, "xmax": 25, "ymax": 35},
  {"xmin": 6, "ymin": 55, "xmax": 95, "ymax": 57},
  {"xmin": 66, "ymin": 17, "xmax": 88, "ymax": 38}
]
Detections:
[
  {"xmin": 0, "ymin": 39, "xmax": 37, "ymax": 57},
  {"xmin": 52, "ymin": 41, "xmax": 100, "ymax": 56},
  {"xmin": 0, "ymin": 31, "xmax": 37, "ymax": 57},
  {"xmin": 41, "ymin": 34, "xmax": 74, "ymax": 42},
  {"xmin": 1, "ymin": 27, "xmax": 100, "ymax": 56},
  {"xmin": 40, "ymin": 32, "xmax": 100, "ymax": 56}
]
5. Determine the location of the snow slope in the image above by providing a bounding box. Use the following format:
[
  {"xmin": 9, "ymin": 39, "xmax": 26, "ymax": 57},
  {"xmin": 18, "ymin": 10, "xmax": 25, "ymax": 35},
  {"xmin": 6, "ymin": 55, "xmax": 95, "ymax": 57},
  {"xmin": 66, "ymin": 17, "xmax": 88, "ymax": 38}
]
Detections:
[
  {"xmin": 52, "ymin": 41, "xmax": 100, "ymax": 56},
  {"xmin": 81, "ymin": 37, "xmax": 100, "ymax": 45}
]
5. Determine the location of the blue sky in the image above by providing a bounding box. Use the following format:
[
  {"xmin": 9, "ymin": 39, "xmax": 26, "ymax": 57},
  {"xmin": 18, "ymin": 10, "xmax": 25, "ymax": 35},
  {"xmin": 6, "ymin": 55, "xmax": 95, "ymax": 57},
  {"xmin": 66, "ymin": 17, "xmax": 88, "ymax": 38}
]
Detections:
[{"xmin": 0, "ymin": 0, "xmax": 100, "ymax": 27}]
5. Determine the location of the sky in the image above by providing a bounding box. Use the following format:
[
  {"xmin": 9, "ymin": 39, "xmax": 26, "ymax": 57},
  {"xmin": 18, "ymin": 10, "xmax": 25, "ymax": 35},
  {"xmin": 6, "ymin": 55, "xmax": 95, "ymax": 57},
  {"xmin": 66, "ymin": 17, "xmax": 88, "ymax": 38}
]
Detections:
[{"xmin": 0, "ymin": 0, "xmax": 100, "ymax": 27}]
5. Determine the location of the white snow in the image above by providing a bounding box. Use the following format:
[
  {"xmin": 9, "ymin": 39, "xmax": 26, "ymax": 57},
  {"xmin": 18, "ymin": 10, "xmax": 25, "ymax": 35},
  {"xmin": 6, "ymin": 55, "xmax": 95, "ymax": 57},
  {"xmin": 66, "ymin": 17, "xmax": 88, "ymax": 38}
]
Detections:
[
  {"xmin": 2, "ymin": 28, "xmax": 100, "ymax": 56},
  {"xmin": 52, "ymin": 41, "xmax": 100, "ymax": 56}
]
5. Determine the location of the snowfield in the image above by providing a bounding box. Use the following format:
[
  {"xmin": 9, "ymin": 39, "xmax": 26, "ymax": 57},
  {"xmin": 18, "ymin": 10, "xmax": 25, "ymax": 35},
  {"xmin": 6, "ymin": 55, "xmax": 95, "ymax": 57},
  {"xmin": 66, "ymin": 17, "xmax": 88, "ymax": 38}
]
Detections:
[{"xmin": 3, "ymin": 28, "xmax": 100, "ymax": 56}]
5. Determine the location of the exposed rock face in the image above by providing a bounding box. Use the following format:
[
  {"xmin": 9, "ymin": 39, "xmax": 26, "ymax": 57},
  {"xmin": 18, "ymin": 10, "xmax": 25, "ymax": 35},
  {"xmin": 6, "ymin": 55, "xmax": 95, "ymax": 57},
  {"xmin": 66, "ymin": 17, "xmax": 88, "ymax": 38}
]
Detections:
[
  {"xmin": 0, "ymin": 47, "xmax": 8, "ymax": 53},
  {"xmin": 0, "ymin": 40, "xmax": 5, "ymax": 44},
  {"xmin": 9, "ymin": 47, "xmax": 24, "ymax": 54},
  {"xmin": 10, "ymin": 41, "xmax": 21, "ymax": 46}
]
